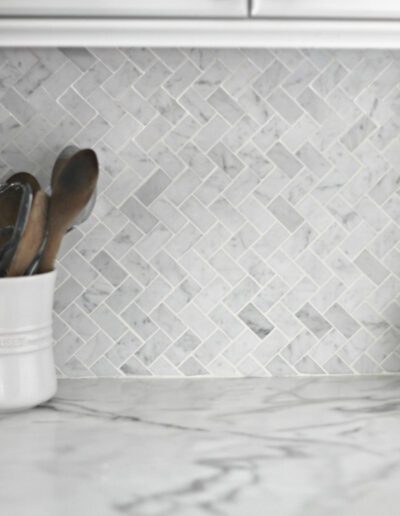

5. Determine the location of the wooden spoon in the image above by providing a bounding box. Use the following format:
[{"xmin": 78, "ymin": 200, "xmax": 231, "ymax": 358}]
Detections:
[
  {"xmin": 7, "ymin": 172, "xmax": 41, "ymax": 196},
  {"xmin": 39, "ymin": 149, "xmax": 98, "ymax": 273},
  {"xmin": 51, "ymin": 145, "xmax": 97, "ymax": 231},
  {"xmin": 7, "ymin": 191, "xmax": 48, "ymax": 277}
]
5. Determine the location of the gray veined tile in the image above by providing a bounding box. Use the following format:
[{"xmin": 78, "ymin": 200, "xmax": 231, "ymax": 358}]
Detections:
[
  {"xmin": 135, "ymin": 115, "xmax": 171, "ymax": 152},
  {"xmin": 4, "ymin": 47, "xmax": 400, "ymax": 378},
  {"xmin": 209, "ymin": 197, "xmax": 245, "ymax": 232},
  {"xmin": 180, "ymin": 304, "xmax": 216, "ymax": 340},
  {"xmin": 223, "ymin": 276, "xmax": 260, "ymax": 313},
  {"xmin": 368, "ymin": 328, "xmax": 400, "ymax": 364},
  {"xmin": 73, "ymin": 60, "xmax": 111, "ymax": 98},
  {"xmin": 281, "ymin": 330, "xmax": 317, "ymax": 366},
  {"xmin": 91, "ymin": 250, "xmax": 127, "ymax": 288},
  {"xmin": 61, "ymin": 303, "xmax": 99, "ymax": 340},
  {"xmin": 178, "ymin": 142, "xmax": 214, "ymax": 178},
  {"xmin": 224, "ymin": 224, "xmax": 260, "ymax": 260},
  {"xmin": 193, "ymin": 277, "xmax": 230, "ymax": 314},
  {"xmin": 297, "ymin": 87, "xmax": 334, "ymax": 123},
  {"xmin": 355, "ymin": 250, "xmax": 390, "ymax": 285},
  {"xmin": 164, "ymin": 60, "xmax": 200, "ymax": 97},
  {"xmin": 238, "ymin": 303, "xmax": 274, "ymax": 340},
  {"xmin": 266, "ymin": 88, "xmax": 303, "ymax": 124},
  {"xmin": 54, "ymin": 331, "xmax": 83, "ymax": 366},
  {"xmin": 341, "ymin": 115, "xmax": 377, "ymax": 152},
  {"xmin": 136, "ymin": 224, "xmax": 172, "ymax": 260},
  {"xmin": 194, "ymin": 114, "xmax": 230, "ymax": 152},
  {"xmin": 238, "ymin": 195, "xmax": 275, "ymax": 233},
  {"xmin": 54, "ymin": 277, "xmax": 83, "ymax": 315},
  {"xmin": 119, "ymin": 88, "xmax": 157, "ymax": 126},
  {"xmin": 105, "ymin": 223, "xmax": 142, "ymax": 260},
  {"xmin": 222, "ymin": 329, "xmax": 259, "ymax": 366},
  {"xmin": 179, "ymin": 357, "xmax": 209, "ymax": 376},
  {"xmin": 165, "ymin": 277, "xmax": 201, "ymax": 312},
  {"xmin": 121, "ymin": 356, "xmax": 151, "ymax": 376},
  {"xmin": 180, "ymin": 196, "xmax": 217, "ymax": 233},
  {"xmin": 135, "ymin": 169, "xmax": 171, "ymax": 206},
  {"xmin": 134, "ymin": 59, "xmax": 170, "ymax": 98},
  {"xmin": 210, "ymin": 304, "xmax": 244, "ymax": 340},
  {"xmin": 209, "ymin": 250, "xmax": 246, "ymax": 286},
  {"xmin": 76, "ymin": 276, "xmax": 114, "ymax": 314},
  {"xmin": 91, "ymin": 304, "xmax": 127, "ymax": 341},
  {"xmin": 208, "ymin": 142, "xmax": 245, "ymax": 179},
  {"xmin": 238, "ymin": 142, "xmax": 273, "ymax": 179},
  {"xmin": 149, "ymin": 356, "xmax": 180, "ymax": 376},
  {"xmin": 164, "ymin": 330, "xmax": 201, "ymax": 367},
  {"xmin": 224, "ymin": 168, "xmax": 261, "ymax": 205},
  {"xmin": 59, "ymin": 88, "xmax": 96, "ymax": 125},
  {"xmin": 239, "ymin": 251, "xmax": 275, "ymax": 286},
  {"xmin": 151, "ymin": 251, "xmax": 186, "ymax": 286},
  {"xmin": 295, "ymin": 142, "xmax": 331, "ymax": 178},
  {"xmin": 324, "ymin": 303, "xmax": 360, "ymax": 339},
  {"xmin": 265, "ymin": 356, "xmax": 296, "ymax": 376},
  {"xmin": 194, "ymin": 330, "xmax": 230, "ymax": 366},
  {"xmin": 105, "ymin": 277, "xmax": 143, "ymax": 314},
  {"xmin": 121, "ymin": 197, "xmax": 158, "ymax": 233},
  {"xmin": 135, "ymin": 276, "xmax": 172, "ymax": 314},
  {"xmin": 75, "ymin": 331, "xmax": 113, "ymax": 368},
  {"xmin": 296, "ymin": 303, "xmax": 332, "ymax": 339},
  {"xmin": 135, "ymin": 331, "xmax": 172, "ymax": 367},
  {"xmin": 253, "ymin": 60, "xmax": 290, "ymax": 98},
  {"xmin": 150, "ymin": 143, "xmax": 185, "ymax": 179},
  {"xmin": 121, "ymin": 249, "xmax": 158, "ymax": 287},
  {"xmin": 165, "ymin": 223, "xmax": 202, "ymax": 259},
  {"xmin": 207, "ymin": 87, "xmax": 244, "ymax": 125},
  {"xmin": 193, "ymin": 59, "xmax": 230, "ymax": 98},
  {"xmin": 268, "ymin": 303, "xmax": 303, "ymax": 339},
  {"xmin": 148, "ymin": 88, "xmax": 185, "ymax": 125},
  {"xmin": 252, "ymin": 329, "xmax": 288, "ymax": 364},
  {"xmin": 121, "ymin": 303, "xmax": 158, "ymax": 340},
  {"xmin": 324, "ymin": 355, "xmax": 353, "ymax": 375},
  {"xmin": 268, "ymin": 196, "xmax": 304, "ymax": 232},
  {"xmin": 102, "ymin": 61, "xmax": 140, "ymax": 99},
  {"xmin": 267, "ymin": 142, "xmax": 303, "ymax": 179},
  {"xmin": 106, "ymin": 332, "xmax": 143, "ymax": 368}
]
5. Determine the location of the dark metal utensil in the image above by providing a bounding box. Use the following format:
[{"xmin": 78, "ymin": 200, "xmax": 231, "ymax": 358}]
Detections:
[
  {"xmin": 6, "ymin": 172, "xmax": 41, "ymax": 195},
  {"xmin": 0, "ymin": 183, "xmax": 32, "ymax": 277}
]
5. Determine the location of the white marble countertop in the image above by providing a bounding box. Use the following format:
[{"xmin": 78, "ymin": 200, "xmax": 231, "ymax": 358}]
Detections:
[{"xmin": 1, "ymin": 376, "xmax": 400, "ymax": 516}]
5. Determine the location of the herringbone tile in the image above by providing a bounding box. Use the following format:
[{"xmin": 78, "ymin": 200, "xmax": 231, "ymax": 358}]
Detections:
[{"xmin": 1, "ymin": 48, "xmax": 400, "ymax": 377}]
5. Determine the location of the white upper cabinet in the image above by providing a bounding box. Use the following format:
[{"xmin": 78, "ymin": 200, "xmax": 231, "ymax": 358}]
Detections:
[
  {"xmin": 0, "ymin": 0, "xmax": 247, "ymax": 17},
  {"xmin": 251, "ymin": 0, "xmax": 400, "ymax": 19}
]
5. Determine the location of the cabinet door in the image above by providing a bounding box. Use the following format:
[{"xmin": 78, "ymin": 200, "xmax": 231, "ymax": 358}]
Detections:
[
  {"xmin": 0, "ymin": 0, "xmax": 247, "ymax": 17},
  {"xmin": 251, "ymin": 0, "xmax": 400, "ymax": 18}
]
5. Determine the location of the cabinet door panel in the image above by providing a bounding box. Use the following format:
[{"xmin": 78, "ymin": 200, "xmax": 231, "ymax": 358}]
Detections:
[
  {"xmin": 252, "ymin": 0, "xmax": 400, "ymax": 18},
  {"xmin": 0, "ymin": 0, "xmax": 247, "ymax": 17}
]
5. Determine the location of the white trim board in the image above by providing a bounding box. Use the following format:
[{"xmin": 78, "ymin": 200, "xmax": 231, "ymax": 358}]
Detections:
[{"xmin": 0, "ymin": 18, "xmax": 400, "ymax": 48}]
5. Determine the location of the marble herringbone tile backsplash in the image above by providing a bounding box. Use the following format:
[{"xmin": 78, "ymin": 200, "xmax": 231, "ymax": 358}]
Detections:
[{"xmin": 1, "ymin": 47, "xmax": 400, "ymax": 377}]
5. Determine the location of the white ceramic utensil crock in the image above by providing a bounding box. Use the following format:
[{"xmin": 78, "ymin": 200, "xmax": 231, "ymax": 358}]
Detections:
[{"xmin": 0, "ymin": 271, "xmax": 57, "ymax": 411}]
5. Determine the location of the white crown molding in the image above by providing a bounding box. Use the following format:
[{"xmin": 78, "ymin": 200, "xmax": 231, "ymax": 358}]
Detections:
[{"xmin": 0, "ymin": 18, "xmax": 400, "ymax": 48}]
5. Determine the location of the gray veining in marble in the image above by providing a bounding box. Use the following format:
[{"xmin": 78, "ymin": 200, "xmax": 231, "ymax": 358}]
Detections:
[
  {"xmin": 1, "ymin": 48, "xmax": 400, "ymax": 376},
  {"xmin": 1, "ymin": 377, "xmax": 400, "ymax": 515}
]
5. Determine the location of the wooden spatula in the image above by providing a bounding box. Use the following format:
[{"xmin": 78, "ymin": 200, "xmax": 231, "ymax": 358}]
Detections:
[
  {"xmin": 7, "ymin": 191, "xmax": 48, "ymax": 277},
  {"xmin": 39, "ymin": 149, "xmax": 98, "ymax": 273}
]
